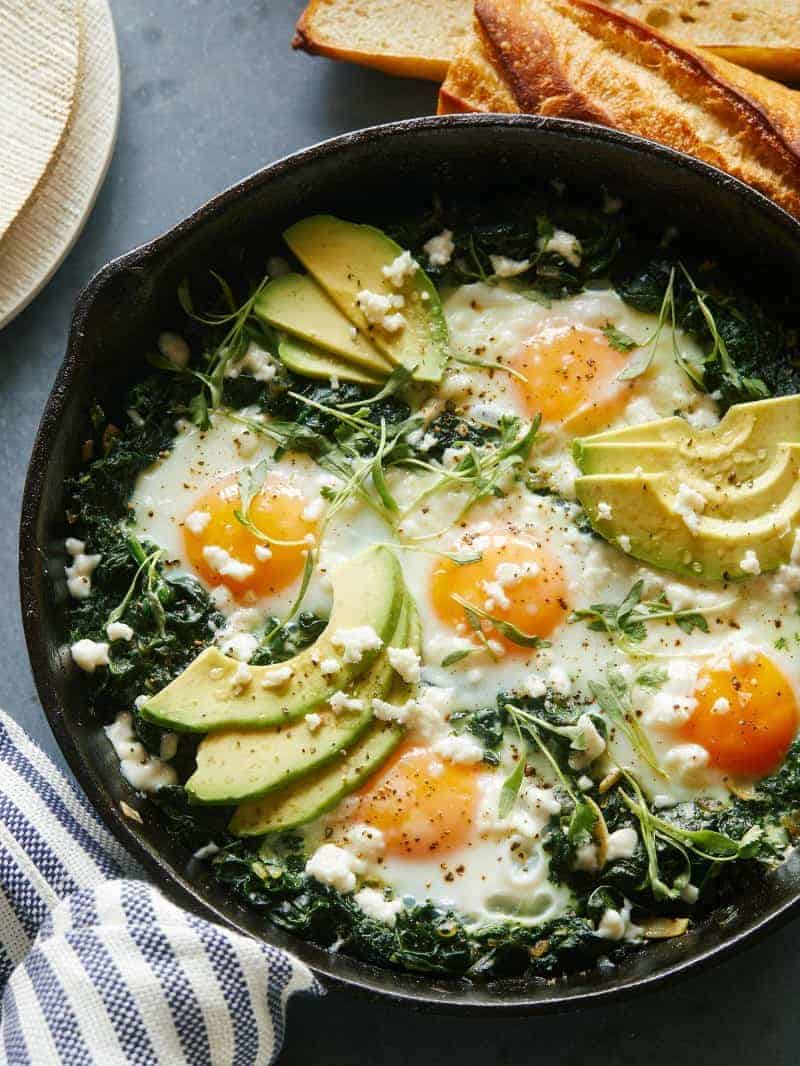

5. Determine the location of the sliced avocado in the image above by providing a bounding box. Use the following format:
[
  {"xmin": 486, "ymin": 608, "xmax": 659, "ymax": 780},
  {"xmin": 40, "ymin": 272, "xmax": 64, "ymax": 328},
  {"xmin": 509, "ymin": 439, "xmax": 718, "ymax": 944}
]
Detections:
[
  {"xmin": 229, "ymin": 597, "xmax": 422, "ymax": 835},
  {"xmin": 283, "ymin": 215, "xmax": 448, "ymax": 384},
  {"xmin": 576, "ymin": 461, "xmax": 800, "ymax": 581},
  {"xmin": 186, "ymin": 598, "xmax": 410, "ymax": 805},
  {"xmin": 256, "ymin": 273, "xmax": 392, "ymax": 375},
  {"xmin": 278, "ymin": 337, "xmax": 385, "ymax": 386},
  {"xmin": 140, "ymin": 546, "xmax": 402, "ymax": 733}
]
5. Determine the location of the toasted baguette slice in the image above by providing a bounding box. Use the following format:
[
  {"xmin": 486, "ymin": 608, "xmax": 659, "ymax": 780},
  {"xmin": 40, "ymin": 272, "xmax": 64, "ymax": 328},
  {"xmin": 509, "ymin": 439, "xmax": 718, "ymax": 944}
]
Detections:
[
  {"xmin": 293, "ymin": 0, "xmax": 472, "ymax": 81},
  {"xmin": 439, "ymin": 0, "xmax": 800, "ymax": 218},
  {"xmin": 601, "ymin": 1, "xmax": 800, "ymax": 82}
]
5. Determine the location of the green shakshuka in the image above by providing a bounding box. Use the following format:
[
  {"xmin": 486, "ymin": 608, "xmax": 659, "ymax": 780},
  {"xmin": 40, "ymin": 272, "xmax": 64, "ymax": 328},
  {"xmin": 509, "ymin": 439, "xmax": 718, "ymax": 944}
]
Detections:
[{"xmin": 65, "ymin": 197, "xmax": 800, "ymax": 977}]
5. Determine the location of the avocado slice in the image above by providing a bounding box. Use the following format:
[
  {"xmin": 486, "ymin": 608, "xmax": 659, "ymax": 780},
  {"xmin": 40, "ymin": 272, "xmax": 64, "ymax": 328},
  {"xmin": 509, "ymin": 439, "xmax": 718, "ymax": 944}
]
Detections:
[
  {"xmin": 278, "ymin": 337, "xmax": 385, "ymax": 386},
  {"xmin": 576, "ymin": 460, "xmax": 800, "ymax": 581},
  {"xmin": 256, "ymin": 273, "xmax": 393, "ymax": 376},
  {"xmin": 140, "ymin": 546, "xmax": 402, "ymax": 733},
  {"xmin": 186, "ymin": 597, "xmax": 410, "ymax": 805},
  {"xmin": 283, "ymin": 215, "xmax": 448, "ymax": 383},
  {"xmin": 229, "ymin": 599, "xmax": 422, "ymax": 835}
]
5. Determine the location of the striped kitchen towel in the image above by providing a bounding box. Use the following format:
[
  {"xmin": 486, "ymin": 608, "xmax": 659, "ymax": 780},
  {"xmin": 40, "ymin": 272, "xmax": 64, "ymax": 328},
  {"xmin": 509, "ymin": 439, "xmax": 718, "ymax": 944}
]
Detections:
[{"xmin": 0, "ymin": 709, "xmax": 320, "ymax": 1064}]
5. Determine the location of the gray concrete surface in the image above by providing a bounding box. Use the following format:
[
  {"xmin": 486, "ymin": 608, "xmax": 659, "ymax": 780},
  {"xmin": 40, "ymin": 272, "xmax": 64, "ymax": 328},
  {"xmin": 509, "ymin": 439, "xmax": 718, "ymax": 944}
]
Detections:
[{"xmin": 1, "ymin": 2, "xmax": 797, "ymax": 1061}]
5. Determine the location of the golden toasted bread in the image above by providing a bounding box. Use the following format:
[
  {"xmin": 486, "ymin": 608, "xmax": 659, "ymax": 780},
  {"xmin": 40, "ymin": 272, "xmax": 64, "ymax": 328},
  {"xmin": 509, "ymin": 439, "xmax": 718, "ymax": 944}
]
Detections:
[
  {"xmin": 601, "ymin": 1, "xmax": 800, "ymax": 82},
  {"xmin": 293, "ymin": 0, "xmax": 472, "ymax": 81},
  {"xmin": 438, "ymin": 0, "xmax": 800, "ymax": 217}
]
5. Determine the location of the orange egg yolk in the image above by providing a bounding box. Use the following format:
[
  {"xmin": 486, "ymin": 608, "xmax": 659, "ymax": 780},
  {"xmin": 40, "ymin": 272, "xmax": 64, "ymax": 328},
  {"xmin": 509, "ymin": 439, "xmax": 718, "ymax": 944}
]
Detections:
[
  {"xmin": 682, "ymin": 654, "xmax": 799, "ymax": 778},
  {"xmin": 183, "ymin": 474, "xmax": 318, "ymax": 601},
  {"xmin": 430, "ymin": 535, "xmax": 568, "ymax": 654},
  {"xmin": 352, "ymin": 744, "xmax": 480, "ymax": 858},
  {"xmin": 511, "ymin": 322, "xmax": 633, "ymax": 431}
]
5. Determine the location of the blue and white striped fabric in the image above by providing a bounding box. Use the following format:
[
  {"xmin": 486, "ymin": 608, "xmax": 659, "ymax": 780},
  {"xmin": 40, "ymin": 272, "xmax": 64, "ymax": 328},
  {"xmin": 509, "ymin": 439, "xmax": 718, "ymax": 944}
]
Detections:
[{"xmin": 0, "ymin": 709, "xmax": 320, "ymax": 1064}]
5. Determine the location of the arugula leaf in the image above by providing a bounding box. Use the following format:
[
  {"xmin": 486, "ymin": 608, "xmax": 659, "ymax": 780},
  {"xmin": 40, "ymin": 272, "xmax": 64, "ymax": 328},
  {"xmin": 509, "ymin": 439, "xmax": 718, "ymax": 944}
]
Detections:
[
  {"xmin": 601, "ymin": 322, "xmax": 639, "ymax": 354},
  {"xmin": 498, "ymin": 758, "xmax": 526, "ymax": 818}
]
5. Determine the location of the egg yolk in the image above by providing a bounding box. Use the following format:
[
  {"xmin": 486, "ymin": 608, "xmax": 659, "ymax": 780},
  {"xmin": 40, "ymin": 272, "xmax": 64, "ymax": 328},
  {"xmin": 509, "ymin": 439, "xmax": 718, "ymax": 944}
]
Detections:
[
  {"xmin": 430, "ymin": 535, "xmax": 568, "ymax": 654},
  {"xmin": 352, "ymin": 744, "xmax": 480, "ymax": 858},
  {"xmin": 512, "ymin": 322, "xmax": 633, "ymax": 431},
  {"xmin": 682, "ymin": 654, "xmax": 799, "ymax": 778},
  {"xmin": 183, "ymin": 474, "xmax": 318, "ymax": 600}
]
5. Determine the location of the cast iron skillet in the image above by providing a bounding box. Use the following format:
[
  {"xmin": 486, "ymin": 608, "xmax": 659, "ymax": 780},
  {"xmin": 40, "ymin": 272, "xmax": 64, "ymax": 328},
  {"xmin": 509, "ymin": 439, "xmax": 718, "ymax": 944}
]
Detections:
[{"xmin": 19, "ymin": 116, "xmax": 800, "ymax": 1014}]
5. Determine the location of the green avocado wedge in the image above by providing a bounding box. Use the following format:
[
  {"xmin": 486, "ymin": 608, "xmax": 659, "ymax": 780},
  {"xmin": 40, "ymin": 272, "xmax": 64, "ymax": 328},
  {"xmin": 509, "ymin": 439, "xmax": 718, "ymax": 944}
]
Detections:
[
  {"xmin": 278, "ymin": 337, "xmax": 385, "ymax": 386},
  {"xmin": 229, "ymin": 599, "xmax": 422, "ymax": 835},
  {"xmin": 140, "ymin": 546, "xmax": 402, "ymax": 733},
  {"xmin": 186, "ymin": 597, "xmax": 410, "ymax": 805},
  {"xmin": 283, "ymin": 215, "xmax": 448, "ymax": 384},
  {"xmin": 256, "ymin": 272, "xmax": 393, "ymax": 376}
]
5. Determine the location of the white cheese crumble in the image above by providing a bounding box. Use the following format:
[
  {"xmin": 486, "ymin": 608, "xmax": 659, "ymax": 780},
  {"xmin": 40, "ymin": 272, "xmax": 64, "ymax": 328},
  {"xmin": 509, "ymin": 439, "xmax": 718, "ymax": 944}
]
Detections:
[
  {"xmin": 64, "ymin": 538, "xmax": 101, "ymax": 600},
  {"xmin": 371, "ymin": 685, "xmax": 452, "ymax": 735},
  {"xmin": 70, "ymin": 639, "xmax": 109, "ymax": 673},
  {"xmin": 158, "ymin": 331, "xmax": 190, "ymax": 369},
  {"xmin": 305, "ymin": 844, "xmax": 364, "ymax": 893},
  {"xmin": 382, "ymin": 249, "xmax": 418, "ymax": 288},
  {"xmin": 663, "ymin": 743, "xmax": 710, "ymax": 785},
  {"xmin": 229, "ymin": 663, "xmax": 252, "ymax": 694},
  {"xmin": 184, "ymin": 510, "xmax": 211, "ymax": 535},
  {"xmin": 104, "ymin": 711, "xmax": 177, "ymax": 792},
  {"xmin": 548, "ymin": 666, "xmax": 572, "ymax": 697},
  {"xmin": 301, "ymin": 496, "xmax": 325, "ymax": 522},
  {"xmin": 524, "ymin": 675, "xmax": 547, "ymax": 699},
  {"xmin": 304, "ymin": 712, "xmax": 323, "ymax": 732},
  {"xmin": 606, "ymin": 827, "xmax": 639, "ymax": 861},
  {"xmin": 711, "ymin": 697, "xmax": 730, "ymax": 715},
  {"xmin": 106, "ymin": 621, "xmax": 134, "ymax": 642},
  {"xmin": 219, "ymin": 632, "xmax": 258, "ymax": 663},
  {"xmin": 597, "ymin": 501, "xmax": 613, "ymax": 520},
  {"xmin": 739, "ymin": 550, "xmax": 761, "ymax": 575},
  {"xmin": 617, "ymin": 535, "xmax": 632, "ymax": 553},
  {"xmin": 319, "ymin": 657, "xmax": 341, "ymax": 677},
  {"xmin": 202, "ymin": 545, "xmax": 254, "ymax": 581},
  {"xmin": 674, "ymin": 483, "xmax": 706, "ymax": 533},
  {"xmin": 356, "ymin": 289, "xmax": 406, "ymax": 333},
  {"xmin": 541, "ymin": 229, "xmax": 582, "ymax": 267},
  {"xmin": 387, "ymin": 647, "xmax": 421, "ymax": 684},
  {"xmin": 259, "ymin": 665, "xmax": 294, "ymax": 689},
  {"xmin": 569, "ymin": 714, "xmax": 606, "ymax": 769},
  {"xmin": 225, "ymin": 342, "xmax": 278, "ymax": 382},
  {"xmin": 329, "ymin": 691, "xmax": 365, "ymax": 714},
  {"xmin": 432, "ymin": 733, "xmax": 484, "ymax": 765},
  {"xmin": 353, "ymin": 887, "xmax": 403, "ymax": 927},
  {"xmin": 489, "ymin": 254, "xmax": 530, "ymax": 278},
  {"xmin": 423, "ymin": 229, "xmax": 454, "ymax": 267},
  {"xmin": 254, "ymin": 544, "xmax": 273, "ymax": 561},
  {"xmin": 331, "ymin": 626, "xmax": 383, "ymax": 664}
]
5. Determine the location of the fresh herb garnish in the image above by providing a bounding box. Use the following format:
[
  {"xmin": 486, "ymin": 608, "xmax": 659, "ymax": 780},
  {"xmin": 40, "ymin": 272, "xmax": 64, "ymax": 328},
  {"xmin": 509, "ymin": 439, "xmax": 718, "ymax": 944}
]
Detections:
[
  {"xmin": 602, "ymin": 322, "xmax": 640, "ymax": 353},
  {"xmin": 588, "ymin": 668, "xmax": 666, "ymax": 777}
]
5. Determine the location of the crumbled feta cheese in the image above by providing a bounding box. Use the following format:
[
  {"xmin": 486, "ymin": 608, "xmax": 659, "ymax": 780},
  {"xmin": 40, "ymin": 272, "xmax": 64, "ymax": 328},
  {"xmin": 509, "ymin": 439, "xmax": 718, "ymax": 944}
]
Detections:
[
  {"xmin": 356, "ymin": 289, "xmax": 406, "ymax": 333},
  {"xmin": 345, "ymin": 823, "xmax": 386, "ymax": 859},
  {"xmin": 305, "ymin": 844, "xmax": 364, "ymax": 893},
  {"xmin": 230, "ymin": 663, "xmax": 252, "ymax": 694},
  {"xmin": 158, "ymin": 331, "xmax": 190, "ymax": 369},
  {"xmin": 423, "ymin": 229, "xmax": 454, "ymax": 267},
  {"xmin": 432, "ymin": 733, "xmax": 484, "ymax": 764},
  {"xmin": 225, "ymin": 342, "xmax": 278, "ymax": 382},
  {"xmin": 597, "ymin": 501, "xmax": 613, "ymax": 521},
  {"xmin": 354, "ymin": 887, "xmax": 403, "ymax": 927},
  {"xmin": 304, "ymin": 712, "xmax": 323, "ymax": 732},
  {"xmin": 643, "ymin": 658, "xmax": 699, "ymax": 728},
  {"xmin": 254, "ymin": 544, "xmax": 273, "ymax": 562},
  {"xmin": 541, "ymin": 229, "xmax": 582, "ymax": 267},
  {"xmin": 726, "ymin": 637, "xmax": 760, "ymax": 665},
  {"xmin": 70, "ymin": 639, "xmax": 109, "ymax": 673},
  {"xmin": 329, "ymin": 691, "xmax": 365, "ymax": 714},
  {"xmin": 606, "ymin": 827, "xmax": 638, "ymax": 861},
  {"xmin": 259, "ymin": 665, "xmax": 294, "ymax": 689},
  {"xmin": 569, "ymin": 714, "xmax": 606, "ymax": 769},
  {"xmin": 331, "ymin": 626, "xmax": 383, "ymax": 664},
  {"xmin": 65, "ymin": 539, "xmax": 101, "ymax": 600},
  {"xmin": 106, "ymin": 621, "xmax": 134, "ymax": 642},
  {"xmin": 382, "ymin": 249, "xmax": 418, "ymax": 288},
  {"xmin": 301, "ymin": 496, "xmax": 325, "ymax": 522},
  {"xmin": 525, "ymin": 675, "xmax": 547, "ymax": 699},
  {"xmin": 663, "ymin": 743, "xmax": 710, "ymax": 785},
  {"xmin": 674, "ymin": 483, "xmax": 706, "ymax": 533},
  {"xmin": 210, "ymin": 585, "xmax": 234, "ymax": 612},
  {"xmin": 219, "ymin": 632, "xmax": 258, "ymax": 662},
  {"xmin": 104, "ymin": 712, "xmax": 177, "ymax": 792},
  {"xmin": 387, "ymin": 646, "xmax": 422, "ymax": 684},
  {"xmin": 548, "ymin": 666, "xmax": 572, "ymax": 697},
  {"xmin": 739, "ymin": 550, "xmax": 761, "ymax": 576},
  {"xmin": 184, "ymin": 510, "xmax": 211, "ymax": 535},
  {"xmin": 372, "ymin": 685, "xmax": 452, "ymax": 735},
  {"xmin": 577, "ymin": 774, "xmax": 594, "ymax": 791},
  {"xmin": 202, "ymin": 545, "xmax": 254, "ymax": 581},
  {"xmin": 617, "ymin": 535, "xmax": 632, "ymax": 553},
  {"xmin": 711, "ymin": 697, "xmax": 730, "ymax": 715},
  {"xmin": 489, "ymin": 254, "xmax": 530, "ymax": 278},
  {"xmin": 319, "ymin": 657, "xmax": 341, "ymax": 677}
]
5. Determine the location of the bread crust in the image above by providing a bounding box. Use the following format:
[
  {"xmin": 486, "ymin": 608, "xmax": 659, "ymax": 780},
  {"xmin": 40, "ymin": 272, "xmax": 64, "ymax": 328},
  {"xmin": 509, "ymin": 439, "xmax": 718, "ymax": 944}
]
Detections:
[{"xmin": 442, "ymin": 0, "xmax": 800, "ymax": 216}]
